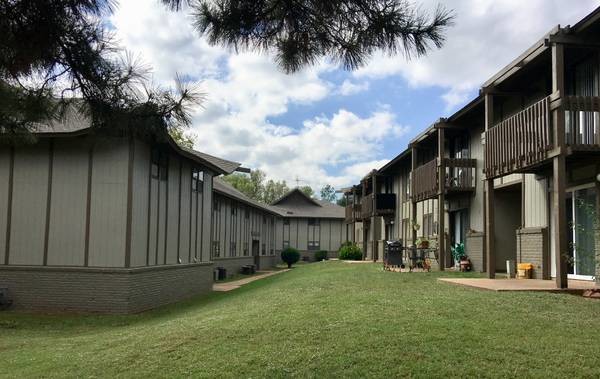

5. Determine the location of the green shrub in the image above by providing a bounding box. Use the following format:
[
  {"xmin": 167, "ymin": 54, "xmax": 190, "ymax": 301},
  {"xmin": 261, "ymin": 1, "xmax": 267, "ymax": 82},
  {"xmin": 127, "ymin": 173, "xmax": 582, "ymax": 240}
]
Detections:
[
  {"xmin": 314, "ymin": 250, "xmax": 328, "ymax": 262},
  {"xmin": 281, "ymin": 247, "xmax": 300, "ymax": 268},
  {"xmin": 338, "ymin": 242, "xmax": 362, "ymax": 260}
]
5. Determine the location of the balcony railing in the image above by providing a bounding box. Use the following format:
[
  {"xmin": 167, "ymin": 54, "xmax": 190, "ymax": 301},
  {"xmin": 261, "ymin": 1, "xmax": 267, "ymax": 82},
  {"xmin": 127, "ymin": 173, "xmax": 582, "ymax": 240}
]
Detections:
[
  {"xmin": 344, "ymin": 203, "xmax": 362, "ymax": 223},
  {"xmin": 484, "ymin": 95, "xmax": 600, "ymax": 178},
  {"xmin": 411, "ymin": 159, "xmax": 438, "ymax": 202},
  {"xmin": 445, "ymin": 158, "xmax": 477, "ymax": 191},
  {"xmin": 361, "ymin": 193, "xmax": 396, "ymax": 219},
  {"xmin": 412, "ymin": 158, "xmax": 477, "ymax": 202},
  {"xmin": 484, "ymin": 96, "xmax": 552, "ymax": 178},
  {"xmin": 563, "ymin": 96, "xmax": 600, "ymax": 148}
]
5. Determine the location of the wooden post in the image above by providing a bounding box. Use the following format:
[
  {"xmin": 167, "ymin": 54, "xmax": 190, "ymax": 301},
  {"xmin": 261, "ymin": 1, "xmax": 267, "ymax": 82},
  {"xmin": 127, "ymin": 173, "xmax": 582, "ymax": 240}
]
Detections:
[
  {"xmin": 484, "ymin": 93, "xmax": 496, "ymax": 278},
  {"xmin": 411, "ymin": 147, "xmax": 418, "ymax": 247},
  {"xmin": 372, "ymin": 173, "xmax": 378, "ymax": 262},
  {"xmin": 437, "ymin": 127, "xmax": 446, "ymax": 271},
  {"xmin": 552, "ymin": 43, "xmax": 568, "ymax": 288}
]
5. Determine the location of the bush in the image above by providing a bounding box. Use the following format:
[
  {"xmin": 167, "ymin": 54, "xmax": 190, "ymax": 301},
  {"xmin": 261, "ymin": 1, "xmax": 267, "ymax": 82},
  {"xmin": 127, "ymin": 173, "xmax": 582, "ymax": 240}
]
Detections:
[
  {"xmin": 281, "ymin": 247, "xmax": 300, "ymax": 268},
  {"xmin": 338, "ymin": 242, "xmax": 362, "ymax": 261},
  {"xmin": 314, "ymin": 250, "xmax": 328, "ymax": 262}
]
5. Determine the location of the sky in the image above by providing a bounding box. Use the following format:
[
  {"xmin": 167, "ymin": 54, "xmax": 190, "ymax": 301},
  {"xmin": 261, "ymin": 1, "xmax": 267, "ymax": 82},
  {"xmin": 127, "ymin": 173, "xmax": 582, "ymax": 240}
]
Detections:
[{"xmin": 109, "ymin": 0, "xmax": 599, "ymax": 194}]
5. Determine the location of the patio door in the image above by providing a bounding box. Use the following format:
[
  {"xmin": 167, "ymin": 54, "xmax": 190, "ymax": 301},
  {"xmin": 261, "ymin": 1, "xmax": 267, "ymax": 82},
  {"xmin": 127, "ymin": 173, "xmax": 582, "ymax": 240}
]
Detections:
[{"xmin": 566, "ymin": 186, "xmax": 597, "ymax": 280}]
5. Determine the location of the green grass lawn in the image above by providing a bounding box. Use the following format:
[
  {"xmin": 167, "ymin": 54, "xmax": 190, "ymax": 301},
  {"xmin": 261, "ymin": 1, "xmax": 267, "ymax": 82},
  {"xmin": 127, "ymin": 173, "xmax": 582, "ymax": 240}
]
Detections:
[{"xmin": 1, "ymin": 261, "xmax": 599, "ymax": 378}]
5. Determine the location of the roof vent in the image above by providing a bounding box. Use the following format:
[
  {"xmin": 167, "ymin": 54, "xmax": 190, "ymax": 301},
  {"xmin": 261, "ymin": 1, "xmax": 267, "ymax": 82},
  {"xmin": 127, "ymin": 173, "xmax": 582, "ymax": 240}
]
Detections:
[{"xmin": 287, "ymin": 211, "xmax": 293, "ymax": 214}]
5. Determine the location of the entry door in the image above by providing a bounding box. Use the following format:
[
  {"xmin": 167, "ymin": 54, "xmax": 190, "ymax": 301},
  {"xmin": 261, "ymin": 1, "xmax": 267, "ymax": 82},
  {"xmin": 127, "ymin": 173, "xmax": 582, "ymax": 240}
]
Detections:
[
  {"xmin": 252, "ymin": 240, "xmax": 260, "ymax": 270},
  {"xmin": 567, "ymin": 186, "xmax": 597, "ymax": 280}
]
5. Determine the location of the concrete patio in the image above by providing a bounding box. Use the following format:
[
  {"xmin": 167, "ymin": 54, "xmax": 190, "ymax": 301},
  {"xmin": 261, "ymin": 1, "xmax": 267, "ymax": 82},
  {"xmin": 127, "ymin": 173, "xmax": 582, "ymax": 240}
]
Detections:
[{"xmin": 438, "ymin": 278, "xmax": 597, "ymax": 294}]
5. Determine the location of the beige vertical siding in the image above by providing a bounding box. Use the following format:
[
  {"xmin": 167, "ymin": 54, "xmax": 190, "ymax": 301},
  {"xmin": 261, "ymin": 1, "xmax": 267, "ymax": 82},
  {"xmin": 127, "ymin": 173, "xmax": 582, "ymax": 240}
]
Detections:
[
  {"xmin": 200, "ymin": 172, "xmax": 213, "ymax": 262},
  {"xmin": 524, "ymin": 174, "xmax": 548, "ymax": 228},
  {"xmin": 47, "ymin": 141, "xmax": 88, "ymax": 266},
  {"xmin": 297, "ymin": 219, "xmax": 308, "ymax": 250},
  {"xmin": 178, "ymin": 161, "xmax": 192, "ymax": 263},
  {"xmin": 148, "ymin": 174, "xmax": 159, "ymax": 265},
  {"xmin": 321, "ymin": 219, "xmax": 331, "ymax": 251},
  {"xmin": 88, "ymin": 138, "xmax": 128, "ymax": 267},
  {"xmin": 130, "ymin": 141, "xmax": 150, "ymax": 267},
  {"xmin": 9, "ymin": 143, "xmax": 50, "ymax": 265},
  {"xmin": 165, "ymin": 156, "xmax": 180, "ymax": 264},
  {"xmin": 275, "ymin": 218, "xmax": 283, "ymax": 250},
  {"xmin": 469, "ymin": 128, "xmax": 485, "ymax": 232},
  {"xmin": 0, "ymin": 148, "xmax": 9, "ymax": 264}
]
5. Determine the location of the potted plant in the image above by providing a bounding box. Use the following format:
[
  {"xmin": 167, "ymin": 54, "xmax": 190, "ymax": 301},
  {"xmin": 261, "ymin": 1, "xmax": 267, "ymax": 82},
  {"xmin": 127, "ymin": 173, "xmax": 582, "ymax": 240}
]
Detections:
[
  {"xmin": 451, "ymin": 242, "xmax": 466, "ymax": 270},
  {"xmin": 416, "ymin": 237, "xmax": 429, "ymax": 249}
]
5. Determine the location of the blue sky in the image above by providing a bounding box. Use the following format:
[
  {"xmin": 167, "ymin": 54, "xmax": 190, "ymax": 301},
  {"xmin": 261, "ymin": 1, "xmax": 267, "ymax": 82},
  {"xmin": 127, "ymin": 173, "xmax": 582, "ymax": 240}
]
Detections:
[{"xmin": 109, "ymin": 0, "xmax": 599, "ymax": 194}]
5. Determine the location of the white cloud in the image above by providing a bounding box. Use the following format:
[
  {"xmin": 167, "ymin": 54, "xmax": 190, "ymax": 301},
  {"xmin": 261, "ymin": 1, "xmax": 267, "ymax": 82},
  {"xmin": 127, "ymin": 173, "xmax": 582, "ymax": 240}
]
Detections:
[
  {"xmin": 354, "ymin": 0, "xmax": 599, "ymax": 110},
  {"xmin": 337, "ymin": 80, "xmax": 370, "ymax": 96}
]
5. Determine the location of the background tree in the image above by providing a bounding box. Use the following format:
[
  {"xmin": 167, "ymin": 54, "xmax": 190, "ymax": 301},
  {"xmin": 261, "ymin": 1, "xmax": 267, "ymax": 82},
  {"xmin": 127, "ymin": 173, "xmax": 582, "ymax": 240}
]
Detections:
[
  {"xmin": 337, "ymin": 197, "xmax": 348, "ymax": 207},
  {"xmin": 320, "ymin": 184, "xmax": 337, "ymax": 203},
  {"xmin": 169, "ymin": 125, "xmax": 197, "ymax": 148},
  {"xmin": 299, "ymin": 186, "xmax": 315, "ymax": 198},
  {"xmin": 223, "ymin": 169, "xmax": 266, "ymax": 201},
  {"xmin": 163, "ymin": 0, "xmax": 454, "ymax": 73},
  {"xmin": 1, "ymin": 1, "xmax": 200, "ymax": 145},
  {"xmin": 263, "ymin": 179, "xmax": 290, "ymax": 204}
]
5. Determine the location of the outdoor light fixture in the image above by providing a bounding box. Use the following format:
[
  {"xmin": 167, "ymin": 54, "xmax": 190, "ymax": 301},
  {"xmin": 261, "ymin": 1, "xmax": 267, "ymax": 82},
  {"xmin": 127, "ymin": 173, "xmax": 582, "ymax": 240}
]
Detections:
[{"xmin": 596, "ymin": 173, "xmax": 600, "ymax": 182}]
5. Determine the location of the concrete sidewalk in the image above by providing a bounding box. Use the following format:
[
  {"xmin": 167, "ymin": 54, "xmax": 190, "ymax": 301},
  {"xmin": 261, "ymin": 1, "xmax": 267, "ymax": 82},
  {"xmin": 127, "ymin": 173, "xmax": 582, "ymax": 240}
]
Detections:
[
  {"xmin": 213, "ymin": 269, "xmax": 289, "ymax": 292},
  {"xmin": 438, "ymin": 277, "xmax": 595, "ymax": 293}
]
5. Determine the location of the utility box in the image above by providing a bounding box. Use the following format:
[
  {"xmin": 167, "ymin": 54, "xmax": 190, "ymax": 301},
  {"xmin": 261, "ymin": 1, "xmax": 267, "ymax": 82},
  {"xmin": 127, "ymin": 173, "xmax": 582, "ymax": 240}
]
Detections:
[{"xmin": 517, "ymin": 263, "xmax": 533, "ymax": 279}]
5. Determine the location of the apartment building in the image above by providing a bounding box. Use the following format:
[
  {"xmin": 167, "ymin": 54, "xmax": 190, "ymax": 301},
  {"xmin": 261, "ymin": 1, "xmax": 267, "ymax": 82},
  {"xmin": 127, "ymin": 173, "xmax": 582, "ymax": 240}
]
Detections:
[{"xmin": 348, "ymin": 8, "xmax": 600, "ymax": 287}]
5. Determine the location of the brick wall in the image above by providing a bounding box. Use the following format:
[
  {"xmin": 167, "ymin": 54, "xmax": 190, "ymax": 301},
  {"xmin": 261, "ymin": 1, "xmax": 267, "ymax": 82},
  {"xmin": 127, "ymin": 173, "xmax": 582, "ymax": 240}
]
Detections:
[
  {"xmin": 516, "ymin": 227, "xmax": 549, "ymax": 279},
  {"xmin": 0, "ymin": 263, "xmax": 213, "ymax": 314},
  {"xmin": 466, "ymin": 232, "xmax": 484, "ymax": 272}
]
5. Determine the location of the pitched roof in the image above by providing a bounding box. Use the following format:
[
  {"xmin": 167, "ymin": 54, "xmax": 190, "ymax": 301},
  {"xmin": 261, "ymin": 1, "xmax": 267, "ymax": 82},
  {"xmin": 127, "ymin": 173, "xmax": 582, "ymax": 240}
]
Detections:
[
  {"xmin": 270, "ymin": 188, "xmax": 344, "ymax": 219},
  {"xmin": 212, "ymin": 177, "xmax": 279, "ymax": 215},
  {"xmin": 21, "ymin": 110, "xmax": 241, "ymax": 175}
]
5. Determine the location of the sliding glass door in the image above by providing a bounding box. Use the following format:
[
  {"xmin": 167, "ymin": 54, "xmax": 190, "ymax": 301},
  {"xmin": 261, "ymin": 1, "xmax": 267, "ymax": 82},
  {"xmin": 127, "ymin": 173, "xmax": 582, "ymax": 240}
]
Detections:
[{"xmin": 567, "ymin": 186, "xmax": 597, "ymax": 280}]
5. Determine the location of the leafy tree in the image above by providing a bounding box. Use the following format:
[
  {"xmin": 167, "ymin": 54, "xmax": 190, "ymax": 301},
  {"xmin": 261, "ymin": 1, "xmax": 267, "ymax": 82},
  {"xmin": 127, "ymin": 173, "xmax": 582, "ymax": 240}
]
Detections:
[
  {"xmin": 299, "ymin": 185, "xmax": 315, "ymax": 198},
  {"xmin": 320, "ymin": 184, "xmax": 337, "ymax": 203},
  {"xmin": 337, "ymin": 197, "xmax": 348, "ymax": 207},
  {"xmin": 163, "ymin": 0, "xmax": 454, "ymax": 73},
  {"xmin": 169, "ymin": 125, "xmax": 196, "ymax": 148},
  {"xmin": 263, "ymin": 179, "xmax": 290, "ymax": 204},
  {"xmin": 223, "ymin": 169, "xmax": 265, "ymax": 201},
  {"xmin": 1, "ymin": 1, "xmax": 200, "ymax": 145}
]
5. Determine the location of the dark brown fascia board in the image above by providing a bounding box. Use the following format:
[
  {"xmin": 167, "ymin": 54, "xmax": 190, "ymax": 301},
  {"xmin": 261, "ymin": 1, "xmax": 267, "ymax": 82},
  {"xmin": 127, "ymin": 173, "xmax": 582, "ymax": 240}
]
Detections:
[
  {"xmin": 377, "ymin": 148, "xmax": 411, "ymax": 174},
  {"xmin": 571, "ymin": 6, "xmax": 600, "ymax": 33},
  {"xmin": 483, "ymin": 25, "xmax": 560, "ymax": 89},
  {"xmin": 235, "ymin": 166, "xmax": 252, "ymax": 173}
]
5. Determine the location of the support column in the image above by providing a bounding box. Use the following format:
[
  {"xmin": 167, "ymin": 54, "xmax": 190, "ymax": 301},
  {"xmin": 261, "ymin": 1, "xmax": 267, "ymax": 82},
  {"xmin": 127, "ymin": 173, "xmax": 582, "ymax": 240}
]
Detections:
[
  {"xmin": 437, "ymin": 127, "xmax": 446, "ymax": 271},
  {"xmin": 371, "ymin": 174, "xmax": 378, "ymax": 261},
  {"xmin": 411, "ymin": 147, "xmax": 418, "ymax": 247},
  {"xmin": 552, "ymin": 43, "xmax": 568, "ymax": 288},
  {"xmin": 484, "ymin": 93, "xmax": 496, "ymax": 278}
]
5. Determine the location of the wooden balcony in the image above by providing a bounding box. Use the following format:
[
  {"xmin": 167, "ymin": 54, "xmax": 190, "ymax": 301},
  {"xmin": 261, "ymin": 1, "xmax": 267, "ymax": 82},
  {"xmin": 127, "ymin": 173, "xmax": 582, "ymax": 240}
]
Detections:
[
  {"xmin": 412, "ymin": 158, "xmax": 477, "ymax": 202},
  {"xmin": 484, "ymin": 95, "xmax": 600, "ymax": 179},
  {"xmin": 411, "ymin": 159, "xmax": 438, "ymax": 202},
  {"xmin": 344, "ymin": 203, "xmax": 362, "ymax": 223},
  {"xmin": 361, "ymin": 193, "xmax": 396, "ymax": 219}
]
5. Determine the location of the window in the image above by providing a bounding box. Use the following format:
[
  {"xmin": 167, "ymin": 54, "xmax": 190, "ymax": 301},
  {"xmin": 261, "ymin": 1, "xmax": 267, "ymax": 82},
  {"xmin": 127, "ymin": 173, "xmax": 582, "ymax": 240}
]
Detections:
[
  {"xmin": 231, "ymin": 206, "xmax": 237, "ymax": 216},
  {"xmin": 245, "ymin": 208, "xmax": 250, "ymax": 219},
  {"xmin": 308, "ymin": 218, "xmax": 320, "ymax": 250},
  {"xmin": 230, "ymin": 242, "xmax": 236, "ymax": 257},
  {"xmin": 261, "ymin": 243, "xmax": 266, "ymax": 256},
  {"xmin": 212, "ymin": 241, "xmax": 220, "ymax": 258},
  {"xmin": 243, "ymin": 242, "xmax": 249, "ymax": 256},
  {"xmin": 192, "ymin": 168, "xmax": 204, "ymax": 192},
  {"xmin": 283, "ymin": 241, "xmax": 290, "ymax": 249},
  {"xmin": 283, "ymin": 219, "xmax": 290, "ymax": 226}
]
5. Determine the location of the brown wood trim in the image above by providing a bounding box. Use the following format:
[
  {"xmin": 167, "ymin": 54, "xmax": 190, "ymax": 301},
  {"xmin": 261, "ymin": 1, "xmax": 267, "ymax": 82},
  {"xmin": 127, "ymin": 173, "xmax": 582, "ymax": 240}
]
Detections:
[
  {"xmin": 176, "ymin": 157, "xmax": 182, "ymax": 262},
  {"xmin": 124, "ymin": 137, "xmax": 135, "ymax": 268},
  {"xmin": 4, "ymin": 147, "xmax": 15, "ymax": 265},
  {"xmin": 43, "ymin": 141, "xmax": 54, "ymax": 266},
  {"xmin": 155, "ymin": 176, "xmax": 160, "ymax": 266},
  {"xmin": 188, "ymin": 168, "xmax": 193, "ymax": 263},
  {"xmin": 83, "ymin": 144, "xmax": 93, "ymax": 267}
]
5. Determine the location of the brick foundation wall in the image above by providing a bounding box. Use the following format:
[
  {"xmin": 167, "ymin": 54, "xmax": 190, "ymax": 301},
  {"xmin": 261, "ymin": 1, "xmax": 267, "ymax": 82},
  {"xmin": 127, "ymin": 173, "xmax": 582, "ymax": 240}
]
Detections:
[
  {"xmin": 466, "ymin": 232, "xmax": 485, "ymax": 273},
  {"xmin": 0, "ymin": 263, "xmax": 213, "ymax": 314},
  {"xmin": 516, "ymin": 227, "xmax": 549, "ymax": 279},
  {"xmin": 213, "ymin": 255, "xmax": 279, "ymax": 276},
  {"xmin": 299, "ymin": 250, "xmax": 339, "ymax": 262}
]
